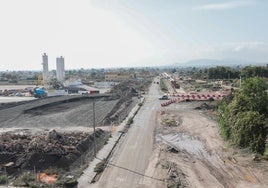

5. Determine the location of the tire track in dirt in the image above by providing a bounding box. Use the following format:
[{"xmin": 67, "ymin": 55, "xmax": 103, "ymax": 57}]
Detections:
[{"xmin": 147, "ymin": 102, "xmax": 267, "ymax": 188}]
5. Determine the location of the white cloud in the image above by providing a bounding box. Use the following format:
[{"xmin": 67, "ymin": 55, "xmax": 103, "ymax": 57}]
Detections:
[{"xmin": 194, "ymin": 1, "xmax": 252, "ymax": 11}]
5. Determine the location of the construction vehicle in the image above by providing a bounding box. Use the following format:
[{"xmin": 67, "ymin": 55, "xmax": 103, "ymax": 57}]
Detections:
[
  {"xmin": 33, "ymin": 87, "xmax": 47, "ymax": 98},
  {"xmin": 32, "ymin": 87, "xmax": 69, "ymax": 98}
]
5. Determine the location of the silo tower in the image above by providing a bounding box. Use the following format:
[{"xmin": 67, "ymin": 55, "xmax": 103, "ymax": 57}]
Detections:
[
  {"xmin": 56, "ymin": 56, "xmax": 65, "ymax": 82},
  {"xmin": 42, "ymin": 53, "xmax": 49, "ymax": 84}
]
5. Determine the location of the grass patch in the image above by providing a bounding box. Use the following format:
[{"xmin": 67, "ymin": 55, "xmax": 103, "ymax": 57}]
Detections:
[
  {"xmin": 13, "ymin": 172, "xmax": 36, "ymax": 187},
  {"xmin": 0, "ymin": 175, "xmax": 7, "ymax": 185},
  {"xmin": 56, "ymin": 175, "xmax": 78, "ymax": 187},
  {"xmin": 160, "ymin": 78, "xmax": 168, "ymax": 92},
  {"xmin": 126, "ymin": 117, "xmax": 134, "ymax": 127},
  {"xmin": 263, "ymin": 148, "xmax": 268, "ymax": 160},
  {"xmin": 94, "ymin": 160, "xmax": 106, "ymax": 173},
  {"xmin": 162, "ymin": 118, "xmax": 178, "ymax": 127},
  {"xmin": 264, "ymin": 148, "xmax": 268, "ymax": 156}
]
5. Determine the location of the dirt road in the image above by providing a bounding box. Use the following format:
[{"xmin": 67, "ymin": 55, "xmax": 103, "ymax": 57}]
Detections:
[
  {"xmin": 91, "ymin": 83, "xmax": 165, "ymax": 188},
  {"xmin": 90, "ymin": 79, "xmax": 268, "ymax": 188}
]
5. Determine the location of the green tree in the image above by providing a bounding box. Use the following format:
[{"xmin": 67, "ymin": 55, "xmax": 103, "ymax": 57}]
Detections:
[
  {"xmin": 208, "ymin": 66, "xmax": 239, "ymax": 79},
  {"xmin": 218, "ymin": 77, "xmax": 268, "ymax": 154},
  {"xmin": 231, "ymin": 111, "xmax": 266, "ymax": 153},
  {"xmin": 241, "ymin": 66, "xmax": 268, "ymax": 78}
]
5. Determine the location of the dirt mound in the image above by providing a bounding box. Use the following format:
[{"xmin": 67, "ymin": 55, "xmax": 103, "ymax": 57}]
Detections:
[
  {"xmin": 194, "ymin": 102, "xmax": 215, "ymax": 110},
  {"xmin": 104, "ymin": 81, "xmax": 139, "ymax": 124},
  {"xmin": 0, "ymin": 93, "xmax": 140, "ymax": 129},
  {"xmin": 109, "ymin": 81, "xmax": 138, "ymax": 98},
  {"xmin": 0, "ymin": 100, "xmax": 29, "ymax": 110},
  {"xmin": 166, "ymin": 162, "xmax": 189, "ymax": 188},
  {"xmin": 23, "ymin": 97, "xmax": 100, "ymax": 116},
  {"xmin": 0, "ymin": 129, "xmax": 108, "ymax": 172},
  {"xmin": 0, "ymin": 96, "xmax": 120, "ymax": 129}
]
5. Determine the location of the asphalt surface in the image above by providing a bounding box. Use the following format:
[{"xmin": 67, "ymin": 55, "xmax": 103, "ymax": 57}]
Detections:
[{"xmin": 91, "ymin": 83, "xmax": 163, "ymax": 188}]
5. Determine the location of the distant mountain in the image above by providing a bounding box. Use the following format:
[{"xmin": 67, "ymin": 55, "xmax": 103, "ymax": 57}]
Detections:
[{"xmin": 172, "ymin": 58, "xmax": 267, "ymax": 67}]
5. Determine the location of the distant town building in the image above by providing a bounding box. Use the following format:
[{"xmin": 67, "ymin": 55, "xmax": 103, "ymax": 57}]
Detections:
[
  {"xmin": 56, "ymin": 56, "xmax": 65, "ymax": 81},
  {"xmin": 104, "ymin": 72, "xmax": 135, "ymax": 82},
  {"xmin": 42, "ymin": 53, "xmax": 49, "ymax": 84}
]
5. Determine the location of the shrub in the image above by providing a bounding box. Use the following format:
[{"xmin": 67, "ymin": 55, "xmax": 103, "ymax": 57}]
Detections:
[
  {"xmin": 94, "ymin": 160, "xmax": 106, "ymax": 173},
  {"xmin": 0, "ymin": 175, "xmax": 7, "ymax": 185}
]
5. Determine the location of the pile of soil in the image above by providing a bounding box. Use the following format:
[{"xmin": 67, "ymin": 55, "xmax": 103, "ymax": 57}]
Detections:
[
  {"xmin": 166, "ymin": 162, "xmax": 189, "ymax": 188},
  {"xmin": 0, "ymin": 129, "xmax": 108, "ymax": 173},
  {"xmin": 0, "ymin": 92, "xmax": 139, "ymax": 130},
  {"xmin": 194, "ymin": 102, "xmax": 215, "ymax": 110},
  {"xmin": 109, "ymin": 81, "xmax": 139, "ymax": 98},
  {"xmin": 105, "ymin": 81, "xmax": 139, "ymax": 123}
]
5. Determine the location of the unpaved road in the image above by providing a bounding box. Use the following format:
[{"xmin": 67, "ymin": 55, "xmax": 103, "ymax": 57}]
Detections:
[
  {"xmin": 91, "ymin": 79, "xmax": 268, "ymax": 188},
  {"xmin": 91, "ymin": 83, "xmax": 165, "ymax": 188}
]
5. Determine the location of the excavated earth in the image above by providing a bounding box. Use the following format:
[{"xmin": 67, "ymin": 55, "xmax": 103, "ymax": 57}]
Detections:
[
  {"xmin": 0, "ymin": 129, "xmax": 109, "ymax": 172},
  {"xmin": 0, "ymin": 95, "xmax": 120, "ymax": 129},
  {"xmin": 153, "ymin": 102, "xmax": 268, "ymax": 188},
  {"xmin": 0, "ymin": 83, "xmax": 140, "ymax": 182}
]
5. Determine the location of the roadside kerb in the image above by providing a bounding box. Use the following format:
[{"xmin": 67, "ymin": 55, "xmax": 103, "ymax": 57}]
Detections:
[{"xmin": 78, "ymin": 97, "xmax": 144, "ymax": 187}]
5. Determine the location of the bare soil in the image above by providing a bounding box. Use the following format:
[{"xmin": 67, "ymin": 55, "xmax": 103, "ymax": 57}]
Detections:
[
  {"xmin": 0, "ymin": 83, "xmax": 140, "ymax": 186},
  {"xmin": 145, "ymin": 102, "xmax": 268, "ymax": 188},
  {"xmin": 0, "ymin": 129, "xmax": 109, "ymax": 172}
]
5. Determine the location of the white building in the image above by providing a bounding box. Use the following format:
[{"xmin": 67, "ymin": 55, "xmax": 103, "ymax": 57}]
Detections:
[
  {"xmin": 42, "ymin": 53, "xmax": 49, "ymax": 84},
  {"xmin": 56, "ymin": 56, "xmax": 65, "ymax": 81}
]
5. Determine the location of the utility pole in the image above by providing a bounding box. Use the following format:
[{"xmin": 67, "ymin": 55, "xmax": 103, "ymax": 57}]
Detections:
[{"xmin": 93, "ymin": 97, "xmax": 97, "ymax": 158}]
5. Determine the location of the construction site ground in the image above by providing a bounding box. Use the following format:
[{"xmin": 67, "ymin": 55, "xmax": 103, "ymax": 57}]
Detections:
[
  {"xmin": 143, "ymin": 101, "xmax": 268, "ymax": 188},
  {"xmin": 0, "ymin": 83, "xmax": 140, "ymax": 186},
  {"xmin": 83, "ymin": 78, "xmax": 268, "ymax": 188},
  {"xmin": 0, "ymin": 95, "xmax": 120, "ymax": 130},
  {"xmin": 1, "ymin": 79, "xmax": 267, "ymax": 187},
  {"xmin": 142, "ymin": 78, "xmax": 268, "ymax": 188}
]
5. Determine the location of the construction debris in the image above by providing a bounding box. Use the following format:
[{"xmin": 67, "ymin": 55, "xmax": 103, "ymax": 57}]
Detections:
[
  {"xmin": 0, "ymin": 129, "xmax": 109, "ymax": 172},
  {"xmin": 194, "ymin": 102, "xmax": 215, "ymax": 110},
  {"xmin": 166, "ymin": 163, "xmax": 189, "ymax": 188}
]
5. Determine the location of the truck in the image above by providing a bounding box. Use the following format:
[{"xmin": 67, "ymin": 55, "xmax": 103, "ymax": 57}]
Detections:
[
  {"xmin": 33, "ymin": 88, "xmax": 68, "ymax": 98},
  {"xmin": 33, "ymin": 87, "xmax": 47, "ymax": 98}
]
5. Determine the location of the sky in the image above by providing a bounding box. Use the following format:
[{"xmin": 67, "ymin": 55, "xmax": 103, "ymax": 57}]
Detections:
[{"xmin": 0, "ymin": 0, "xmax": 268, "ymax": 71}]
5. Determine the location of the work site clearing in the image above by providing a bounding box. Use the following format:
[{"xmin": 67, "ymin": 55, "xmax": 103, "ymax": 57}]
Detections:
[
  {"xmin": 0, "ymin": 79, "xmax": 268, "ymax": 188},
  {"xmin": 0, "ymin": 82, "xmax": 139, "ymax": 187},
  {"xmin": 145, "ymin": 102, "xmax": 268, "ymax": 188}
]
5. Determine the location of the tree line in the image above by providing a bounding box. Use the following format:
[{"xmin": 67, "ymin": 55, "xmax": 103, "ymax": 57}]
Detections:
[
  {"xmin": 208, "ymin": 65, "xmax": 268, "ymax": 79},
  {"xmin": 218, "ymin": 77, "xmax": 268, "ymax": 154}
]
